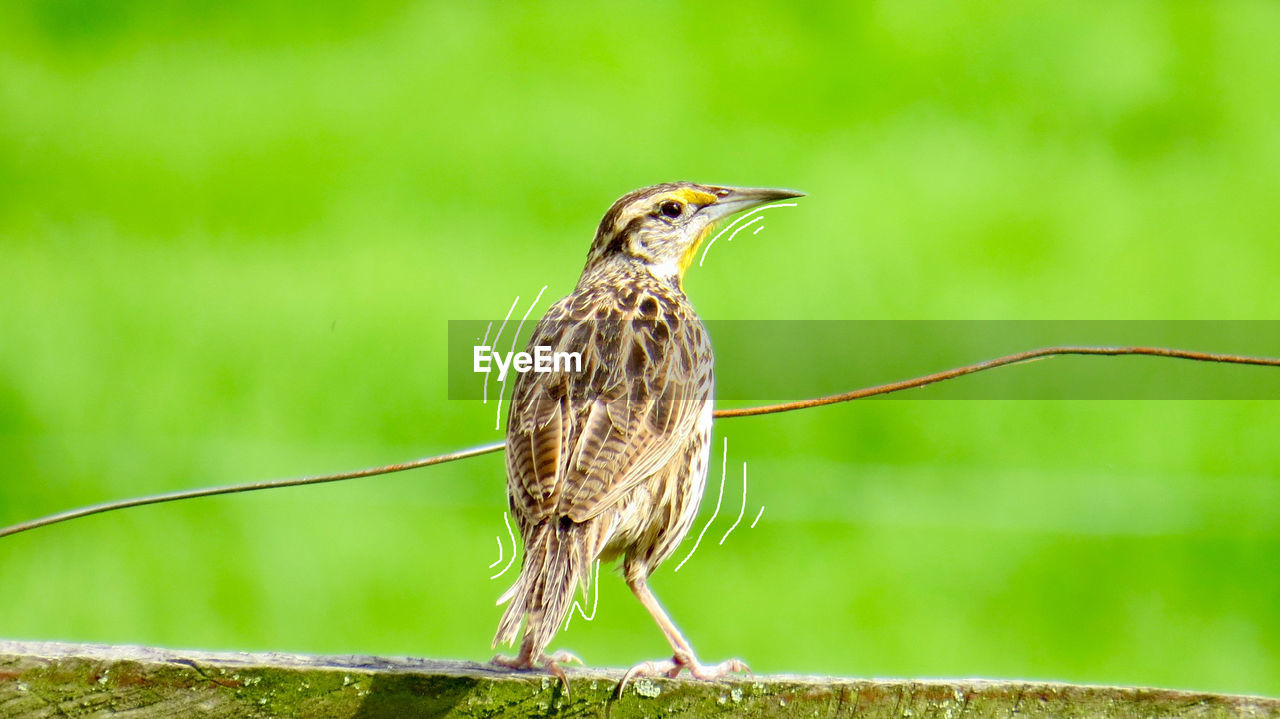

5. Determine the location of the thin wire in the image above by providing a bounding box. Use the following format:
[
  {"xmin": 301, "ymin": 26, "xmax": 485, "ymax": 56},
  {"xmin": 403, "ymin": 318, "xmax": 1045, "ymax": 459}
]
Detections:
[
  {"xmin": 0, "ymin": 442, "xmax": 504, "ymax": 539},
  {"xmin": 2, "ymin": 345, "xmax": 1278, "ymax": 540},
  {"xmin": 714, "ymin": 345, "xmax": 1280, "ymax": 418}
]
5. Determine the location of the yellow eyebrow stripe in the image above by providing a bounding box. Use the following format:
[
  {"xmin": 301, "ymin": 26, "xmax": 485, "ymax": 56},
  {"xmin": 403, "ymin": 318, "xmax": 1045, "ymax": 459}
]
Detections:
[{"xmin": 675, "ymin": 188, "xmax": 717, "ymax": 206}]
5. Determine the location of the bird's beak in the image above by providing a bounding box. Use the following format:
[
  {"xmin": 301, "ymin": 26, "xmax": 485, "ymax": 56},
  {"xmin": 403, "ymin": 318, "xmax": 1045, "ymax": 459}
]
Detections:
[
  {"xmin": 703, "ymin": 186, "xmax": 805, "ymax": 222},
  {"xmin": 677, "ymin": 185, "xmax": 804, "ymax": 278}
]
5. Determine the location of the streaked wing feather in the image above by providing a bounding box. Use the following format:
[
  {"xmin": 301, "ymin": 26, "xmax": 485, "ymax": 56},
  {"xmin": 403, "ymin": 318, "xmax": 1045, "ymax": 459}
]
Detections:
[
  {"xmin": 505, "ymin": 287, "xmax": 712, "ymax": 525},
  {"xmin": 561, "ymin": 312, "xmax": 710, "ymax": 521}
]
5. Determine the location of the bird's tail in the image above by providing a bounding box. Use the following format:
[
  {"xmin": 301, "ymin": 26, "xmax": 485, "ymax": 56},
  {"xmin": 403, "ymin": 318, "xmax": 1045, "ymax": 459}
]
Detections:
[{"xmin": 492, "ymin": 520, "xmax": 591, "ymax": 656}]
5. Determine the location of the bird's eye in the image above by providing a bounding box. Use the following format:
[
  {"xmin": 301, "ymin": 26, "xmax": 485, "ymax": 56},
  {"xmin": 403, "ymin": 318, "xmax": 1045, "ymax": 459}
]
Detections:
[{"xmin": 659, "ymin": 201, "xmax": 683, "ymax": 219}]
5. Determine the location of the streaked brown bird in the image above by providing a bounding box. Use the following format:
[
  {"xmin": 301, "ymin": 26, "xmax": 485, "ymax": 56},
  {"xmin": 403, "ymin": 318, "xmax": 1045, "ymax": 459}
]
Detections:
[{"xmin": 492, "ymin": 181, "xmax": 803, "ymax": 686}]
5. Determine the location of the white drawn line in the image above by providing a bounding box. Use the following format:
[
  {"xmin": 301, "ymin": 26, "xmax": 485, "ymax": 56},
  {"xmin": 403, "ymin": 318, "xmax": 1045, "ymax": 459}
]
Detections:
[
  {"xmin": 718, "ymin": 462, "xmax": 748, "ymax": 545},
  {"xmin": 752, "ymin": 225, "xmax": 765, "ymax": 235},
  {"xmin": 750, "ymin": 506, "xmax": 765, "ymax": 529},
  {"xmin": 564, "ymin": 559, "xmax": 601, "ymax": 631},
  {"xmin": 487, "ymin": 535, "xmax": 503, "ymax": 569},
  {"xmin": 700, "ymin": 216, "xmax": 762, "ymax": 267},
  {"xmin": 495, "ymin": 285, "xmax": 548, "ymax": 431},
  {"xmin": 675, "ymin": 437, "xmax": 728, "ymax": 572},
  {"xmin": 490, "ymin": 512, "xmax": 518, "ymax": 580},
  {"xmin": 479, "ymin": 321, "xmax": 494, "ymax": 404},
  {"xmin": 484, "ymin": 298, "xmax": 520, "ymax": 407},
  {"xmin": 698, "ymin": 202, "xmax": 798, "ymax": 267},
  {"xmin": 726, "ymin": 216, "xmax": 763, "ymax": 243}
]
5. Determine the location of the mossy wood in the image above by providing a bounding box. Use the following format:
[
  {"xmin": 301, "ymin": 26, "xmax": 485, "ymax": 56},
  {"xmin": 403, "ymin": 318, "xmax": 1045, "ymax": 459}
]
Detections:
[{"xmin": 1, "ymin": 641, "xmax": 1276, "ymax": 718}]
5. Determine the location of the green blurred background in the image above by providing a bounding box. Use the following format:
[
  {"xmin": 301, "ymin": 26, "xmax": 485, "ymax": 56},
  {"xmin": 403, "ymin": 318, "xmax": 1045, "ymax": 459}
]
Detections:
[{"xmin": 2, "ymin": 0, "xmax": 1278, "ymax": 698}]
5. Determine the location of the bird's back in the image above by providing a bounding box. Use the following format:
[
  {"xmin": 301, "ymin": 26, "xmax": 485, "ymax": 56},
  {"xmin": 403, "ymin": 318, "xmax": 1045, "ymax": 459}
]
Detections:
[{"xmin": 504, "ymin": 265, "xmax": 713, "ymax": 531}]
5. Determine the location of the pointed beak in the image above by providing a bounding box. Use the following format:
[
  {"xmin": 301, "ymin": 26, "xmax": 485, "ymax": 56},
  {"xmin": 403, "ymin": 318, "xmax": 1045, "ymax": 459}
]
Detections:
[{"xmin": 703, "ymin": 186, "xmax": 805, "ymax": 222}]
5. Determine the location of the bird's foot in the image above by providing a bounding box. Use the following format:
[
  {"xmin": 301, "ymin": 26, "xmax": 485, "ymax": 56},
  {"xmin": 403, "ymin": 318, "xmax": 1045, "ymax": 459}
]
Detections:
[
  {"xmin": 491, "ymin": 649, "xmax": 581, "ymax": 670},
  {"xmin": 492, "ymin": 650, "xmax": 583, "ymax": 699},
  {"xmin": 618, "ymin": 653, "xmax": 749, "ymax": 695}
]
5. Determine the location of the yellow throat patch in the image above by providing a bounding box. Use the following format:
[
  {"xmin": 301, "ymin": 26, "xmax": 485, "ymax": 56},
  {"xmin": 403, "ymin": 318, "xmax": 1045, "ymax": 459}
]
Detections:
[{"xmin": 675, "ymin": 188, "xmax": 719, "ymax": 279}]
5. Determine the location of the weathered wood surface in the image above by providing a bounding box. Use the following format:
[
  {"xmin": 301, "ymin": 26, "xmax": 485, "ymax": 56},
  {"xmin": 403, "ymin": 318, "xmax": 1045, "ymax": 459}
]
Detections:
[{"xmin": 1, "ymin": 640, "xmax": 1277, "ymax": 718}]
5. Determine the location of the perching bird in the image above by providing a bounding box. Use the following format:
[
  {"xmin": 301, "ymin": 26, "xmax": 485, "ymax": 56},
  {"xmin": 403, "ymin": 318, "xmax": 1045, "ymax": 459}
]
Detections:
[{"xmin": 492, "ymin": 182, "xmax": 803, "ymax": 686}]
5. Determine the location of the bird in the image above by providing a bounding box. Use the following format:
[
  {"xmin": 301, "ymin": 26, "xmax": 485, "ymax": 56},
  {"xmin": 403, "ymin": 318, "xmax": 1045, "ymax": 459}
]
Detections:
[{"xmin": 491, "ymin": 181, "xmax": 803, "ymax": 688}]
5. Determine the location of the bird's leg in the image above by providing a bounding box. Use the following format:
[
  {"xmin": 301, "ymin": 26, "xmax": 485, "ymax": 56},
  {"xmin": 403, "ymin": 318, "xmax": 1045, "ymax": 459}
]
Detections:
[{"xmin": 618, "ymin": 568, "xmax": 749, "ymax": 694}]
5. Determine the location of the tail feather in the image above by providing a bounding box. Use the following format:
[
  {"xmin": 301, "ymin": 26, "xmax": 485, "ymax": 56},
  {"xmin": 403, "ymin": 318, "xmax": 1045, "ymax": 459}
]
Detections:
[{"xmin": 492, "ymin": 520, "xmax": 590, "ymax": 654}]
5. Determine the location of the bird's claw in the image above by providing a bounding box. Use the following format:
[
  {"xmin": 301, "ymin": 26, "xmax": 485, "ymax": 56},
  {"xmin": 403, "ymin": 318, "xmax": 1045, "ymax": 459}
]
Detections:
[
  {"xmin": 492, "ymin": 650, "xmax": 582, "ymax": 700},
  {"xmin": 617, "ymin": 654, "xmax": 750, "ymax": 696},
  {"xmin": 491, "ymin": 649, "xmax": 581, "ymax": 670},
  {"xmin": 548, "ymin": 649, "xmax": 584, "ymax": 666},
  {"xmin": 688, "ymin": 657, "xmax": 751, "ymax": 680},
  {"xmin": 491, "ymin": 653, "xmax": 529, "ymax": 670}
]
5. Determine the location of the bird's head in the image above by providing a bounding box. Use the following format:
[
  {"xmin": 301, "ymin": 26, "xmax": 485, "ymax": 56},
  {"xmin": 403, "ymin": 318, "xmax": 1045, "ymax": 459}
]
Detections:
[{"xmin": 584, "ymin": 182, "xmax": 804, "ymax": 284}]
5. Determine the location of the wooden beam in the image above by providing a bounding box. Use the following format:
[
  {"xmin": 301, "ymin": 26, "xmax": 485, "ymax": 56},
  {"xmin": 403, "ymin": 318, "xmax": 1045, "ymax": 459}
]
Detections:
[{"xmin": 2, "ymin": 640, "xmax": 1276, "ymax": 718}]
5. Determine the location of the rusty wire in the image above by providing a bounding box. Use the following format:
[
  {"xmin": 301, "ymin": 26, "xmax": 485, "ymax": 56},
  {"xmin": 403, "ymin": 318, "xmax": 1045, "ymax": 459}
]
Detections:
[{"xmin": 2, "ymin": 345, "xmax": 1277, "ymax": 540}]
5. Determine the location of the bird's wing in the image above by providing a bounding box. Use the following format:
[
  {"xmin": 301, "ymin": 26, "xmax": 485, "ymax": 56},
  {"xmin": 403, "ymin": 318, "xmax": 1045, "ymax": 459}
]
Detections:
[
  {"xmin": 505, "ymin": 299, "xmax": 576, "ymax": 522},
  {"xmin": 504, "ymin": 293, "xmax": 712, "ymax": 524}
]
